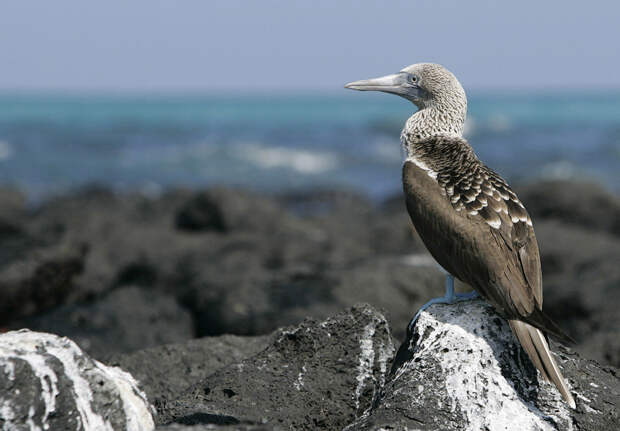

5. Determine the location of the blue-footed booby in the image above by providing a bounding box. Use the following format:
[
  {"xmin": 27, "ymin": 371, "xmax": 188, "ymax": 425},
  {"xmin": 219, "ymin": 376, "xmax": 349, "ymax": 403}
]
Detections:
[{"xmin": 345, "ymin": 63, "xmax": 576, "ymax": 408}]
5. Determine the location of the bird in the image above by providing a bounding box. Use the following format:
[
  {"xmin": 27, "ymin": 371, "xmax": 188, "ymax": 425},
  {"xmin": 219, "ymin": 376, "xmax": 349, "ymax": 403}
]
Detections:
[{"xmin": 344, "ymin": 63, "xmax": 576, "ymax": 409}]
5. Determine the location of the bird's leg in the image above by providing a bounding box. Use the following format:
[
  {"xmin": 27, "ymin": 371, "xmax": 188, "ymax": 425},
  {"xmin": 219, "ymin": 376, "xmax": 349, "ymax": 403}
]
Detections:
[
  {"xmin": 444, "ymin": 272, "xmax": 455, "ymax": 301},
  {"xmin": 408, "ymin": 273, "xmax": 479, "ymax": 333}
]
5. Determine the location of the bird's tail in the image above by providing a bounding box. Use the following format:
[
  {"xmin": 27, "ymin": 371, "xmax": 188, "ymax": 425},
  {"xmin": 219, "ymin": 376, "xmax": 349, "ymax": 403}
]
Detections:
[
  {"xmin": 524, "ymin": 308, "xmax": 575, "ymax": 346},
  {"xmin": 509, "ymin": 319, "xmax": 576, "ymax": 409}
]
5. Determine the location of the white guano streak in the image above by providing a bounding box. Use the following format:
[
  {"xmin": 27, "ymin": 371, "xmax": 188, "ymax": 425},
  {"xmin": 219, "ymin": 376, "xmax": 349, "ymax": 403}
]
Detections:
[{"xmin": 355, "ymin": 323, "xmax": 376, "ymax": 411}]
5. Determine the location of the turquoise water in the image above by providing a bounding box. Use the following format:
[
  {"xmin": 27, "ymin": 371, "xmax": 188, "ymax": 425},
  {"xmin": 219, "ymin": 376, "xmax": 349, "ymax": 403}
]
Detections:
[{"xmin": 0, "ymin": 92, "xmax": 619, "ymax": 201}]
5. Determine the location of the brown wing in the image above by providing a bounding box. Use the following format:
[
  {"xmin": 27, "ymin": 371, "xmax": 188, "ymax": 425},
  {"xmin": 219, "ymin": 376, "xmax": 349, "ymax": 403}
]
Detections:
[
  {"xmin": 402, "ymin": 159, "xmax": 571, "ymax": 343},
  {"xmin": 437, "ymin": 164, "xmax": 543, "ymax": 311},
  {"xmin": 403, "ymin": 161, "xmax": 542, "ymax": 318}
]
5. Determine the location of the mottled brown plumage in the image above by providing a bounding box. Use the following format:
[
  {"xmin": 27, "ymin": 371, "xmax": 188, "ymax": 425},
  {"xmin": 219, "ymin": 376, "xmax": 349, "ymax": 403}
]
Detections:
[{"xmin": 402, "ymin": 135, "xmax": 571, "ymax": 343}]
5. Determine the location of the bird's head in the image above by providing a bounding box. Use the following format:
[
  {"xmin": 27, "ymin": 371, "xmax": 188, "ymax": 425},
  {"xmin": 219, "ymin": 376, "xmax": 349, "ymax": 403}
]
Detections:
[{"xmin": 345, "ymin": 63, "xmax": 466, "ymax": 111}]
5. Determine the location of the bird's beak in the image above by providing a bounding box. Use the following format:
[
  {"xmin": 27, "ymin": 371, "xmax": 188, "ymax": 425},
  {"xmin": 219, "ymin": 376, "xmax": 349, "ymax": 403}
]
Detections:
[
  {"xmin": 344, "ymin": 72, "xmax": 419, "ymax": 101},
  {"xmin": 344, "ymin": 73, "xmax": 406, "ymax": 93}
]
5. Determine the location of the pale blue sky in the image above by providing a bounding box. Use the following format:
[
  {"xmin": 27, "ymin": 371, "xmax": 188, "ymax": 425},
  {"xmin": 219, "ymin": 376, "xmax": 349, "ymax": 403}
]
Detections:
[{"xmin": 1, "ymin": 1, "xmax": 619, "ymax": 91}]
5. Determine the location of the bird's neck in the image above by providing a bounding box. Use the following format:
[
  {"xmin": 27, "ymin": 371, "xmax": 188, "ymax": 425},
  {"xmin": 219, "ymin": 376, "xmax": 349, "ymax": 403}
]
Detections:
[{"xmin": 401, "ymin": 100, "xmax": 467, "ymax": 158}]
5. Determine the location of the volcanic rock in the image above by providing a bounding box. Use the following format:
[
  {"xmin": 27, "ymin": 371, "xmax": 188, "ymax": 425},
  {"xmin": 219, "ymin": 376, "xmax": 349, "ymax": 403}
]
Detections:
[
  {"xmin": 106, "ymin": 334, "xmax": 270, "ymax": 409},
  {"xmin": 346, "ymin": 300, "xmax": 620, "ymax": 431},
  {"xmin": 0, "ymin": 330, "xmax": 155, "ymax": 431},
  {"xmin": 517, "ymin": 180, "xmax": 620, "ymax": 237},
  {"xmin": 12, "ymin": 286, "xmax": 194, "ymax": 359},
  {"xmin": 158, "ymin": 304, "xmax": 395, "ymax": 430}
]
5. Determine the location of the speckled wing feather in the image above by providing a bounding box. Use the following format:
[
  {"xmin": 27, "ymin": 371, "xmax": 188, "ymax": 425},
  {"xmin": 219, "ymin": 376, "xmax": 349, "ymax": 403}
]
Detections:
[
  {"xmin": 437, "ymin": 152, "xmax": 542, "ymax": 312},
  {"xmin": 401, "ymin": 135, "xmax": 571, "ymax": 343}
]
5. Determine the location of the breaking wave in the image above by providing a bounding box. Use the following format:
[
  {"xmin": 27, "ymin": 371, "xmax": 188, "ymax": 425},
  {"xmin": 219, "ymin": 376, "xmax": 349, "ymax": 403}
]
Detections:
[{"xmin": 235, "ymin": 142, "xmax": 338, "ymax": 174}]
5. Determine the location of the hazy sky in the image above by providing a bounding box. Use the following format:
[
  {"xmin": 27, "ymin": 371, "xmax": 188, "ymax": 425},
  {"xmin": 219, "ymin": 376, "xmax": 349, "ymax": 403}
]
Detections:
[{"xmin": 1, "ymin": 1, "xmax": 619, "ymax": 92}]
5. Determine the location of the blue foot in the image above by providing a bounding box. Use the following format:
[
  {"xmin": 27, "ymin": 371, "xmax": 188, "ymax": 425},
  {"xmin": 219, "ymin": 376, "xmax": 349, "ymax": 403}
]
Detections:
[{"xmin": 407, "ymin": 275, "xmax": 479, "ymax": 334}]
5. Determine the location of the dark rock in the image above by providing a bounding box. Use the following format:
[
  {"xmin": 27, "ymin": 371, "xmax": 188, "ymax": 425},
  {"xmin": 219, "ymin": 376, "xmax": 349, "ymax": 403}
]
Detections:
[
  {"xmin": 175, "ymin": 192, "xmax": 228, "ymax": 232},
  {"xmin": 0, "ymin": 184, "xmax": 431, "ymax": 338},
  {"xmin": 0, "ymin": 218, "xmax": 23, "ymax": 241},
  {"xmin": 26, "ymin": 187, "xmax": 197, "ymax": 301},
  {"xmin": 186, "ymin": 188, "xmax": 295, "ymax": 234},
  {"xmin": 22, "ymin": 186, "xmax": 379, "ymax": 305},
  {"xmin": 159, "ymin": 304, "xmax": 395, "ymax": 430},
  {"xmin": 534, "ymin": 220, "xmax": 620, "ymax": 367},
  {"xmin": 180, "ymin": 255, "xmax": 443, "ymax": 340},
  {"xmin": 517, "ymin": 180, "xmax": 620, "ymax": 236},
  {"xmin": 0, "ymin": 188, "xmax": 89, "ymax": 325},
  {"xmin": 0, "ymin": 330, "xmax": 155, "ymax": 430},
  {"xmin": 347, "ymin": 300, "xmax": 620, "ymax": 431},
  {"xmin": 281, "ymin": 189, "xmax": 422, "ymax": 258},
  {"xmin": 166, "ymin": 189, "xmax": 434, "ymax": 338},
  {"xmin": 105, "ymin": 334, "xmax": 270, "ymax": 408},
  {"xmin": 0, "ymin": 242, "xmax": 87, "ymax": 325},
  {"xmin": 12, "ymin": 286, "xmax": 194, "ymax": 359},
  {"xmin": 1, "ymin": 182, "xmax": 619, "ymax": 373}
]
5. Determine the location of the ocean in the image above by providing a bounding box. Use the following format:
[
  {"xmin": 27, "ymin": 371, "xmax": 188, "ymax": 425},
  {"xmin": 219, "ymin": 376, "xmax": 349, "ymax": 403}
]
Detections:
[{"xmin": 1, "ymin": 92, "xmax": 619, "ymax": 203}]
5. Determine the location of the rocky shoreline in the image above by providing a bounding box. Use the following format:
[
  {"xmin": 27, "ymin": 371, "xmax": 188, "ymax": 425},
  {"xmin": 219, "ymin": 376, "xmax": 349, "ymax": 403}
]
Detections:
[
  {"xmin": 1, "ymin": 179, "xmax": 619, "ymax": 429},
  {"xmin": 3, "ymin": 303, "xmax": 619, "ymax": 430}
]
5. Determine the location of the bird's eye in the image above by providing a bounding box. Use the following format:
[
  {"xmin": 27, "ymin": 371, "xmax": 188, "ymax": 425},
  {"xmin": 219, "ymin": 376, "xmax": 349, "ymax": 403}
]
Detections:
[{"xmin": 408, "ymin": 75, "xmax": 418, "ymax": 84}]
